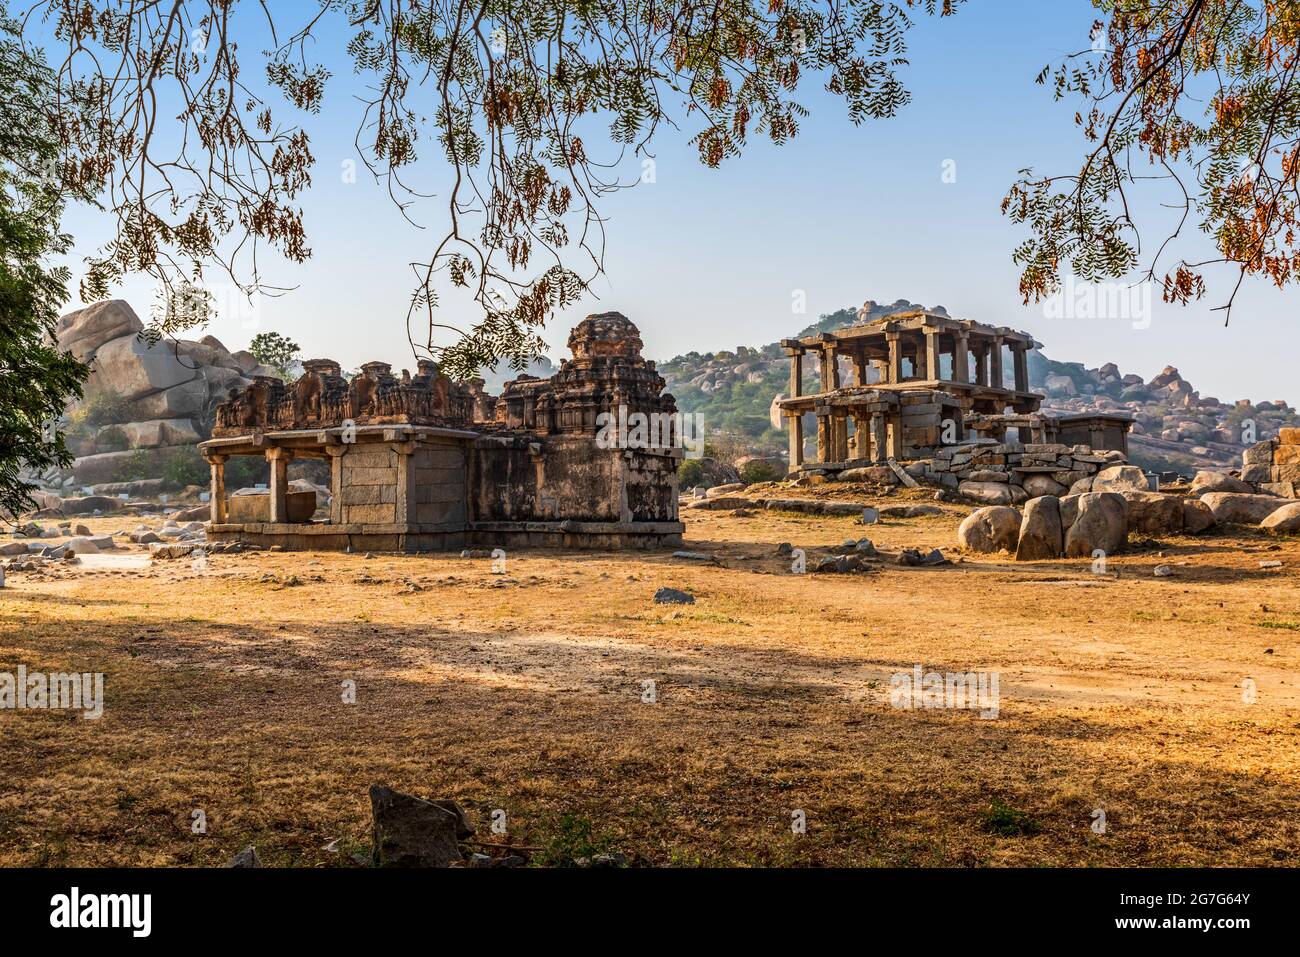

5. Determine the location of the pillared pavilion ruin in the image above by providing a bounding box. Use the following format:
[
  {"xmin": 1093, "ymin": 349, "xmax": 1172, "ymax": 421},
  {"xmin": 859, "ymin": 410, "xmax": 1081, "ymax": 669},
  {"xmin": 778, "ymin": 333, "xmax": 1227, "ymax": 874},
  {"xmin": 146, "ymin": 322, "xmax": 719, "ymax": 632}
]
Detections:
[
  {"xmin": 777, "ymin": 310, "xmax": 1132, "ymax": 470},
  {"xmin": 197, "ymin": 313, "xmax": 684, "ymax": 552}
]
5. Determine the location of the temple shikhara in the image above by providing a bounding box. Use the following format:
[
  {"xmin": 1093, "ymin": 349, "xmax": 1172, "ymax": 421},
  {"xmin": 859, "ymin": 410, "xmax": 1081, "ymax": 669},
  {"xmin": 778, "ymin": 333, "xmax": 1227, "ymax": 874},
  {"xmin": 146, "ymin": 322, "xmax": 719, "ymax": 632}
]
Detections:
[
  {"xmin": 777, "ymin": 310, "xmax": 1132, "ymax": 472},
  {"xmin": 198, "ymin": 313, "xmax": 683, "ymax": 552}
]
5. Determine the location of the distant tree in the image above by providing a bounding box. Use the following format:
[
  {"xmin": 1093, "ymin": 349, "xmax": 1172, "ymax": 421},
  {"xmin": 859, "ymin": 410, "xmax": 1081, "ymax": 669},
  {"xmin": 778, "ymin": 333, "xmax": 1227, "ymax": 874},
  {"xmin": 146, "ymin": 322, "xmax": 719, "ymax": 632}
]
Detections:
[
  {"xmin": 1005, "ymin": 1, "xmax": 1300, "ymax": 321},
  {"xmin": 18, "ymin": 0, "xmax": 962, "ymax": 377},
  {"xmin": 0, "ymin": 15, "xmax": 89, "ymax": 518},
  {"xmin": 248, "ymin": 332, "xmax": 303, "ymax": 380}
]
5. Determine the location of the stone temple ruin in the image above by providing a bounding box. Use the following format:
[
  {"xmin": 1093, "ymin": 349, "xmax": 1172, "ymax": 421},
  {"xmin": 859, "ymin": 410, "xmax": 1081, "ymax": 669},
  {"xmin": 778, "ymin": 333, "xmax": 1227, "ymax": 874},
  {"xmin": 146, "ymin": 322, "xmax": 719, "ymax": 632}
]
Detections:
[
  {"xmin": 198, "ymin": 313, "xmax": 684, "ymax": 552},
  {"xmin": 777, "ymin": 310, "xmax": 1135, "ymax": 502}
]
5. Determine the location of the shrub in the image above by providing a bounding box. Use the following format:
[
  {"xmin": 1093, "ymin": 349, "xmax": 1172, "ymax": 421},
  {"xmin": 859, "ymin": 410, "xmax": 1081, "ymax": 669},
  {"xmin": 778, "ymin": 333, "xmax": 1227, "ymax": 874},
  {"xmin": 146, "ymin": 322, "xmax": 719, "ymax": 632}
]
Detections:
[
  {"xmin": 112, "ymin": 450, "xmax": 154, "ymax": 483},
  {"xmin": 740, "ymin": 459, "xmax": 781, "ymax": 484},
  {"xmin": 980, "ymin": 799, "xmax": 1041, "ymax": 837},
  {"xmin": 160, "ymin": 447, "xmax": 209, "ymax": 489},
  {"xmin": 678, "ymin": 458, "xmax": 705, "ymax": 489},
  {"xmin": 94, "ymin": 426, "xmax": 130, "ymax": 452},
  {"xmin": 72, "ymin": 388, "xmax": 132, "ymax": 428}
]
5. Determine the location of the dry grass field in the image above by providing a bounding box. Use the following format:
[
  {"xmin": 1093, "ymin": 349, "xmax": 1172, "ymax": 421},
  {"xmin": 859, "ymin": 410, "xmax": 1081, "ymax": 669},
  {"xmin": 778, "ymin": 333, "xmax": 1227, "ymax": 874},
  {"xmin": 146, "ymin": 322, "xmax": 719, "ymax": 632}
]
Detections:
[{"xmin": 2, "ymin": 489, "xmax": 1298, "ymax": 867}]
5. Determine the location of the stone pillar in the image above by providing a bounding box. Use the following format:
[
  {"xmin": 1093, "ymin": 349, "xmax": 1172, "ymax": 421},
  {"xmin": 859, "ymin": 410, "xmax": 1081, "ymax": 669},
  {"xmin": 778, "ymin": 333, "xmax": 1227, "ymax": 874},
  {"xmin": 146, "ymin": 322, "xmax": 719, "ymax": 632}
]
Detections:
[
  {"xmin": 925, "ymin": 331, "xmax": 941, "ymax": 382},
  {"xmin": 394, "ymin": 441, "xmax": 416, "ymax": 524},
  {"xmin": 870, "ymin": 414, "xmax": 886, "ymax": 462},
  {"xmin": 989, "ymin": 336, "xmax": 1004, "ymax": 389},
  {"xmin": 1012, "ymin": 343, "xmax": 1030, "ymax": 393},
  {"xmin": 953, "ymin": 331, "xmax": 970, "ymax": 383},
  {"xmin": 816, "ymin": 413, "xmax": 831, "ymax": 463},
  {"xmin": 205, "ymin": 453, "xmax": 228, "ymax": 524},
  {"xmin": 819, "ymin": 345, "xmax": 840, "ymax": 392},
  {"xmin": 886, "ymin": 332, "xmax": 903, "ymax": 383},
  {"xmin": 788, "ymin": 413, "xmax": 804, "ymax": 468},
  {"xmin": 326, "ymin": 445, "xmax": 347, "ymax": 524},
  {"xmin": 265, "ymin": 447, "xmax": 293, "ymax": 524},
  {"xmin": 851, "ymin": 413, "xmax": 869, "ymax": 459},
  {"xmin": 973, "ymin": 345, "xmax": 988, "ymax": 386},
  {"xmin": 853, "ymin": 349, "xmax": 868, "ymax": 387},
  {"xmin": 834, "ymin": 416, "xmax": 849, "ymax": 462},
  {"xmin": 786, "ymin": 346, "xmax": 804, "ymax": 398}
]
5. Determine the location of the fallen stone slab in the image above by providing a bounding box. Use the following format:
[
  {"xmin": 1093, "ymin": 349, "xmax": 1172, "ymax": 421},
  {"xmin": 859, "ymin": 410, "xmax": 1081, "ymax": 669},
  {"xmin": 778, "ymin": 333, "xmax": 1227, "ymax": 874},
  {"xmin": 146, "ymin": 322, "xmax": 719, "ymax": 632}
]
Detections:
[
  {"xmin": 149, "ymin": 541, "xmax": 202, "ymax": 560},
  {"xmin": 653, "ymin": 587, "xmax": 695, "ymax": 604},
  {"xmin": 671, "ymin": 551, "xmax": 716, "ymax": 562}
]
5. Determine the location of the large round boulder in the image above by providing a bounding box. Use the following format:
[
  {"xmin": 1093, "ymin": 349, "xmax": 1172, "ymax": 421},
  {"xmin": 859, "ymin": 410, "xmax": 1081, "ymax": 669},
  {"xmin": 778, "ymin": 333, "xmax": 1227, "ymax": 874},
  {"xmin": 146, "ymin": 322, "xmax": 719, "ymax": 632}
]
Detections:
[
  {"xmin": 1015, "ymin": 496, "xmax": 1064, "ymax": 561},
  {"xmin": 958, "ymin": 481, "xmax": 1015, "ymax": 506},
  {"xmin": 1261, "ymin": 502, "xmax": 1300, "ymax": 535},
  {"xmin": 1092, "ymin": 465, "xmax": 1149, "ymax": 493},
  {"xmin": 1189, "ymin": 470, "xmax": 1253, "ymax": 495},
  {"xmin": 1199, "ymin": 491, "xmax": 1289, "ymax": 525},
  {"xmin": 55, "ymin": 300, "xmax": 144, "ymax": 362},
  {"xmin": 1022, "ymin": 474, "xmax": 1067, "ymax": 498},
  {"xmin": 1119, "ymin": 490, "xmax": 1185, "ymax": 536},
  {"xmin": 957, "ymin": 506, "xmax": 1022, "ymax": 554},
  {"xmin": 1064, "ymin": 492, "xmax": 1128, "ymax": 557},
  {"xmin": 1182, "ymin": 498, "xmax": 1216, "ymax": 534}
]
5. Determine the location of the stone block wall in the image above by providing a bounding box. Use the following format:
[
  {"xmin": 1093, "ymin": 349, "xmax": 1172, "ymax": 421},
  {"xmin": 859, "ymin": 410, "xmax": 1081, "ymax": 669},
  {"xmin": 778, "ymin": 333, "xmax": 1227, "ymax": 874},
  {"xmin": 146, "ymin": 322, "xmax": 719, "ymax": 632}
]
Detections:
[
  {"xmin": 412, "ymin": 444, "xmax": 469, "ymax": 526},
  {"xmin": 338, "ymin": 447, "xmax": 399, "ymax": 524},
  {"xmin": 1241, "ymin": 428, "xmax": 1300, "ymax": 498}
]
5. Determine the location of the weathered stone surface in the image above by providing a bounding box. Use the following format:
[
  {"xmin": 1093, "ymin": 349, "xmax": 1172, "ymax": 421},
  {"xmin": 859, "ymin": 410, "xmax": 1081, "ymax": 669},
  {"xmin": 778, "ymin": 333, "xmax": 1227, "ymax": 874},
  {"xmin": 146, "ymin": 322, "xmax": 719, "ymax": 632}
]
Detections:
[
  {"xmin": 956, "ymin": 506, "xmax": 1021, "ymax": 554},
  {"xmin": 1064, "ymin": 492, "xmax": 1127, "ymax": 557},
  {"xmin": 148, "ymin": 541, "xmax": 202, "ymax": 559},
  {"xmin": 91, "ymin": 334, "xmax": 200, "ymax": 400},
  {"xmin": 1260, "ymin": 481, "xmax": 1297, "ymax": 498},
  {"xmin": 1261, "ymin": 502, "xmax": 1300, "ymax": 534},
  {"xmin": 1189, "ymin": 470, "xmax": 1253, "ymax": 495},
  {"xmin": 1242, "ymin": 440, "xmax": 1277, "ymax": 466},
  {"xmin": 838, "ymin": 465, "xmax": 897, "ymax": 484},
  {"xmin": 1199, "ymin": 491, "xmax": 1288, "ymax": 525},
  {"xmin": 1068, "ymin": 477, "xmax": 1094, "ymax": 495},
  {"xmin": 1119, "ymin": 491, "xmax": 1185, "ymax": 535},
  {"xmin": 124, "ymin": 378, "xmax": 209, "ymax": 420},
  {"xmin": 55, "ymin": 300, "xmax": 144, "ymax": 361},
  {"xmin": 957, "ymin": 481, "xmax": 1015, "ymax": 506},
  {"xmin": 229, "ymin": 845, "xmax": 261, "ymax": 868},
  {"xmin": 1241, "ymin": 463, "xmax": 1273, "ymax": 484},
  {"xmin": 370, "ymin": 785, "xmax": 465, "ymax": 867},
  {"xmin": 108, "ymin": 418, "xmax": 203, "ymax": 450},
  {"xmin": 1016, "ymin": 496, "xmax": 1063, "ymax": 561},
  {"xmin": 1022, "ymin": 474, "xmax": 1067, "ymax": 498},
  {"xmin": 1092, "ymin": 465, "xmax": 1149, "ymax": 493},
  {"xmin": 1182, "ymin": 499, "xmax": 1216, "ymax": 534},
  {"xmin": 59, "ymin": 494, "xmax": 123, "ymax": 515},
  {"xmin": 706, "ymin": 483, "xmax": 744, "ymax": 498}
]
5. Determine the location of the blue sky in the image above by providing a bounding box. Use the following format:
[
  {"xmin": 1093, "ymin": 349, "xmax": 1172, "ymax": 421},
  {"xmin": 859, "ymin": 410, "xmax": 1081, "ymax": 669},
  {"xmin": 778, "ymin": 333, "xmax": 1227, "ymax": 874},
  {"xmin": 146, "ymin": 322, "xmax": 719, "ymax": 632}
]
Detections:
[{"xmin": 52, "ymin": 0, "xmax": 1297, "ymax": 401}]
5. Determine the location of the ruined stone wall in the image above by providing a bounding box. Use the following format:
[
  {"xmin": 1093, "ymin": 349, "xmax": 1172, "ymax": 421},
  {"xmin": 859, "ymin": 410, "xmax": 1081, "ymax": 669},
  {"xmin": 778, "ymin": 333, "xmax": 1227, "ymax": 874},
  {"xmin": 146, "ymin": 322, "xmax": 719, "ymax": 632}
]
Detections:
[
  {"xmin": 1242, "ymin": 428, "xmax": 1300, "ymax": 498},
  {"xmin": 468, "ymin": 436, "xmax": 677, "ymax": 525}
]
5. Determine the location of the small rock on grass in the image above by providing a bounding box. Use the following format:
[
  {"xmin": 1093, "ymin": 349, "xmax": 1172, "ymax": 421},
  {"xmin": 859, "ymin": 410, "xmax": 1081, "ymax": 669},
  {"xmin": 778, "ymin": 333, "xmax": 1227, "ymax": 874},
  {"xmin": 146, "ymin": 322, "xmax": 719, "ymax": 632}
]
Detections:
[{"xmin": 654, "ymin": 587, "xmax": 695, "ymax": 605}]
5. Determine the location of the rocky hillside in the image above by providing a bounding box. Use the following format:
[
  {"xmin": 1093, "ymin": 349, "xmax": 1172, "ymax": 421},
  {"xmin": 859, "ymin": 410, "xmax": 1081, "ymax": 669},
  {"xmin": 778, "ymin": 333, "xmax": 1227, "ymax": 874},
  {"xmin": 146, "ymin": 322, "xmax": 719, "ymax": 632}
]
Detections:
[
  {"xmin": 42, "ymin": 300, "xmax": 280, "ymax": 498},
  {"xmin": 659, "ymin": 300, "xmax": 1298, "ymax": 476}
]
